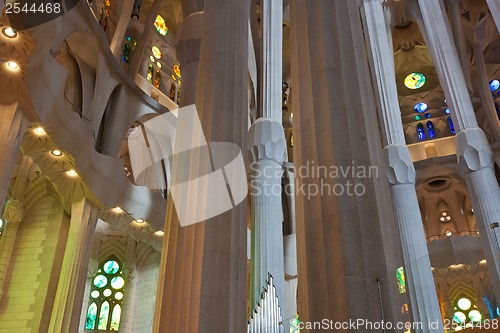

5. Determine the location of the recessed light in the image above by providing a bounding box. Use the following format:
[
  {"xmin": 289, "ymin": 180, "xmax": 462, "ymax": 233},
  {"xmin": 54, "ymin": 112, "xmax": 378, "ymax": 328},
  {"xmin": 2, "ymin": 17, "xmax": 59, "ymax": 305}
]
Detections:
[
  {"xmin": 135, "ymin": 218, "xmax": 144, "ymax": 223},
  {"xmin": 51, "ymin": 149, "xmax": 62, "ymax": 156},
  {"xmin": 6, "ymin": 61, "xmax": 19, "ymax": 70},
  {"xmin": 2, "ymin": 27, "xmax": 17, "ymax": 38},
  {"xmin": 67, "ymin": 169, "xmax": 78, "ymax": 176},
  {"xmin": 34, "ymin": 127, "xmax": 45, "ymax": 134},
  {"xmin": 155, "ymin": 230, "xmax": 164, "ymax": 236},
  {"xmin": 113, "ymin": 207, "xmax": 123, "ymax": 213}
]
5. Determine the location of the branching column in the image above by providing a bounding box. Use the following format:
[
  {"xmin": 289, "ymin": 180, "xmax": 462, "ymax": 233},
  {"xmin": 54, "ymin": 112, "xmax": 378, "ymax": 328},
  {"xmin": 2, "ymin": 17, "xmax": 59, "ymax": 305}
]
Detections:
[
  {"xmin": 418, "ymin": 0, "xmax": 500, "ymax": 304},
  {"xmin": 48, "ymin": 198, "xmax": 99, "ymax": 333},
  {"xmin": 361, "ymin": 1, "xmax": 444, "ymax": 331}
]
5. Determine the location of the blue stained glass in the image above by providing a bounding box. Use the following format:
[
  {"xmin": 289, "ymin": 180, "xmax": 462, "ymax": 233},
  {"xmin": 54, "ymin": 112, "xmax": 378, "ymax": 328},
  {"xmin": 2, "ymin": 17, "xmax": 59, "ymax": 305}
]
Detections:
[
  {"xmin": 122, "ymin": 43, "xmax": 130, "ymax": 63},
  {"xmin": 448, "ymin": 116, "xmax": 455, "ymax": 135},
  {"xmin": 445, "ymin": 108, "xmax": 450, "ymax": 114},
  {"xmin": 489, "ymin": 79, "xmax": 500, "ymax": 92},
  {"xmin": 424, "ymin": 113, "xmax": 431, "ymax": 119},
  {"xmin": 417, "ymin": 123, "xmax": 426, "ymax": 141},
  {"xmin": 414, "ymin": 102, "xmax": 428, "ymax": 113},
  {"xmin": 426, "ymin": 121, "xmax": 436, "ymax": 139}
]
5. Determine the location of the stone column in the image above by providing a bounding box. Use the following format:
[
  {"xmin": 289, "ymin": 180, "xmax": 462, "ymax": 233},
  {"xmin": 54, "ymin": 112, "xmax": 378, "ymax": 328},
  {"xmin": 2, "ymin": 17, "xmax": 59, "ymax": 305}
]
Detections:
[
  {"xmin": 109, "ymin": 0, "xmax": 136, "ymax": 57},
  {"xmin": 289, "ymin": 0, "xmax": 403, "ymax": 329},
  {"xmin": 0, "ymin": 103, "xmax": 26, "ymax": 208},
  {"xmin": 449, "ymin": 0, "xmax": 472, "ymax": 90},
  {"xmin": 0, "ymin": 199, "xmax": 23, "ymax": 301},
  {"xmin": 48, "ymin": 198, "xmax": 99, "ymax": 333},
  {"xmin": 127, "ymin": 0, "xmax": 162, "ymax": 76},
  {"xmin": 247, "ymin": 0, "xmax": 287, "ymax": 324},
  {"xmin": 417, "ymin": 0, "xmax": 500, "ymax": 304},
  {"xmin": 248, "ymin": 119, "xmax": 286, "ymax": 316},
  {"xmin": 361, "ymin": 1, "xmax": 444, "ymax": 331},
  {"xmin": 486, "ymin": 0, "xmax": 500, "ymax": 33},
  {"xmin": 153, "ymin": 1, "xmax": 249, "ymax": 332}
]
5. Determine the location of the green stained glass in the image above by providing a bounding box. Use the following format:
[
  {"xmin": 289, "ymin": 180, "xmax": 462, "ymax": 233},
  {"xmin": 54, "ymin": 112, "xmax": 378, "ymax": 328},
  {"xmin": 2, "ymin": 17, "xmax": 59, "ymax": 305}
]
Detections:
[
  {"xmin": 404, "ymin": 72, "xmax": 426, "ymax": 89},
  {"xmin": 396, "ymin": 266, "xmax": 406, "ymax": 294},
  {"xmin": 111, "ymin": 276, "xmax": 125, "ymax": 289},
  {"xmin": 91, "ymin": 290, "xmax": 100, "ymax": 298},
  {"xmin": 93, "ymin": 275, "xmax": 108, "ymax": 288},
  {"xmin": 103, "ymin": 260, "xmax": 120, "ymax": 274},
  {"xmin": 85, "ymin": 302, "xmax": 97, "ymax": 329},
  {"xmin": 98, "ymin": 301, "xmax": 110, "ymax": 330},
  {"xmin": 110, "ymin": 304, "xmax": 122, "ymax": 330},
  {"xmin": 115, "ymin": 291, "xmax": 124, "ymax": 300}
]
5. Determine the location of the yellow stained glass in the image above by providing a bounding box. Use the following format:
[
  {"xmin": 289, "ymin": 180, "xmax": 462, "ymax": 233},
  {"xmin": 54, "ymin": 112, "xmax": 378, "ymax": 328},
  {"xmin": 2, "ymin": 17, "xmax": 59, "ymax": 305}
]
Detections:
[
  {"xmin": 110, "ymin": 304, "xmax": 121, "ymax": 330},
  {"xmin": 154, "ymin": 15, "xmax": 168, "ymax": 36},
  {"xmin": 174, "ymin": 64, "xmax": 181, "ymax": 78},
  {"xmin": 152, "ymin": 46, "xmax": 162, "ymax": 60},
  {"xmin": 404, "ymin": 72, "xmax": 426, "ymax": 89}
]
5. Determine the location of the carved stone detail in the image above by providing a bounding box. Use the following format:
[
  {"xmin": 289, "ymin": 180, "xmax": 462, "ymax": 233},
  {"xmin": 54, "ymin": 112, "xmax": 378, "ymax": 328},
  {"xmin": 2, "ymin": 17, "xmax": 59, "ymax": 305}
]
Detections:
[
  {"xmin": 383, "ymin": 144, "xmax": 416, "ymax": 185},
  {"xmin": 455, "ymin": 128, "xmax": 494, "ymax": 174},
  {"xmin": 2, "ymin": 199, "xmax": 23, "ymax": 225},
  {"xmin": 248, "ymin": 118, "xmax": 286, "ymax": 166}
]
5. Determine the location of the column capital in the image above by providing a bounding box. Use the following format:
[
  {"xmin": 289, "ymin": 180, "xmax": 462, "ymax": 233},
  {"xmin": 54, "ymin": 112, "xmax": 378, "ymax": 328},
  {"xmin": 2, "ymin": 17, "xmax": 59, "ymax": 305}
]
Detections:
[
  {"xmin": 456, "ymin": 128, "xmax": 494, "ymax": 174},
  {"xmin": 383, "ymin": 144, "xmax": 416, "ymax": 185},
  {"xmin": 2, "ymin": 198, "xmax": 23, "ymax": 225},
  {"xmin": 248, "ymin": 118, "xmax": 286, "ymax": 166}
]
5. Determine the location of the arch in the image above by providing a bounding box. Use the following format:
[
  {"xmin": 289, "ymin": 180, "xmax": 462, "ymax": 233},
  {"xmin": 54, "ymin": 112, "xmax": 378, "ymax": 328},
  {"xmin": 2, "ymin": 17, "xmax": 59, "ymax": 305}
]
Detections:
[{"xmin": 417, "ymin": 122, "xmax": 426, "ymax": 141}]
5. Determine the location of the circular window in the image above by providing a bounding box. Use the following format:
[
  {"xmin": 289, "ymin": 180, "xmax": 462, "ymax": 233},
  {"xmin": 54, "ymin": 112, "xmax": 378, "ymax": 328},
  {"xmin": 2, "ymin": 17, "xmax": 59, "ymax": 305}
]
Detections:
[
  {"xmin": 103, "ymin": 260, "xmax": 120, "ymax": 274},
  {"xmin": 103, "ymin": 289, "xmax": 112, "ymax": 297},
  {"xmin": 111, "ymin": 276, "xmax": 125, "ymax": 289},
  {"xmin": 489, "ymin": 79, "xmax": 500, "ymax": 92},
  {"xmin": 468, "ymin": 309, "xmax": 482, "ymax": 322},
  {"xmin": 414, "ymin": 102, "xmax": 428, "ymax": 113},
  {"xmin": 404, "ymin": 72, "xmax": 426, "ymax": 89},
  {"xmin": 152, "ymin": 46, "xmax": 162, "ymax": 60},
  {"xmin": 93, "ymin": 275, "xmax": 108, "ymax": 288},
  {"xmin": 453, "ymin": 311, "xmax": 466, "ymax": 325},
  {"xmin": 115, "ymin": 292, "xmax": 124, "ymax": 300},
  {"xmin": 91, "ymin": 290, "xmax": 100, "ymax": 298},
  {"xmin": 457, "ymin": 298, "xmax": 471, "ymax": 311}
]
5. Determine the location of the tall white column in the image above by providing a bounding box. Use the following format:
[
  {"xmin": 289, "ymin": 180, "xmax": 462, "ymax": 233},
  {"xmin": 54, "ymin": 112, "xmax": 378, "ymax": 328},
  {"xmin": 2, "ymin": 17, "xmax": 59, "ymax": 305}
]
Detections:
[
  {"xmin": 449, "ymin": 0, "xmax": 472, "ymax": 90},
  {"xmin": 48, "ymin": 198, "xmax": 99, "ymax": 333},
  {"xmin": 109, "ymin": 0, "xmax": 136, "ymax": 57},
  {"xmin": 249, "ymin": 0, "xmax": 287, "ymax": 325},
  {"xmin": 486, "ymin": 0, "xmax": 500, "ymax": 33},
  {"xmin": 417, "ymin": 0, "xmax": 500, "ymax": 304},
  {"xmin": 361, "ymin": 1, "xmax": 444, "ymax": 331}
]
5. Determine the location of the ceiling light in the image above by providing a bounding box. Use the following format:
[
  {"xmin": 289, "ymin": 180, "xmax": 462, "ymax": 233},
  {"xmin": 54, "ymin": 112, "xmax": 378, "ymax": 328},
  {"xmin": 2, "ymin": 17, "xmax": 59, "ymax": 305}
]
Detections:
[
  {"xmin": 155, "ymin": 230, "xmax": 164, "ymax": 236},
  {"xmin": 34, "ymin": 127, "xmax": 45, "ymax": 134},
  {"xmin": 113, "ymin": 207, "xmax": 123, "ymax": 213},
  {"xmin": 6, "ymin": 61, "xmax": 19, "ymax": 70},
  {"xmin": 66, "ymin": 169, "xmax": 78, "ymax": 176},
  {"xmin": 442, "ymin": 212, "xmax": 447, "ymax": 216},
  {"xmin": 2, "ymin": 27, "xmax": 17, "ymax": 38},
  {"xmin": 135, "ymin": 218, "xmax": 144, "ymax": 223},
  {"xmin": 51, "ymin": 149, "xmax": 62, "ymax": 156}
]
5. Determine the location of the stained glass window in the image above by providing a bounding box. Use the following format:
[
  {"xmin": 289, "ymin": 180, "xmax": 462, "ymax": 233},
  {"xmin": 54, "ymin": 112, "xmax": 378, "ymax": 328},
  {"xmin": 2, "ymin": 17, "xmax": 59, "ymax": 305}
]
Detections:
[
  {"xmin": 404, "ymin": 72, "xmax": 426, "ymax": 90},
  {"xmin": 413, "ymin": 102, "xmax": 427, "ymax": 113},
  {"xmin": 416, "ymin": 123, "xmax": 426, "ymax": 141},
  {"xmin": 122, "ymin": 43, "xmax": 130, "ymax": 63},
  {"xmin": 85, "ymin": 259, "xmax": 125, "ymax": 331},
  {"xmin": 426, "ymin": 121, "xmax": 436, "ymax": 139},
  {"xmin": 152, "ymin": 46, "xmax": 162, "ymax": 59},
  {"xmin": 396, "ymin": 266, "xmax": 406, "ymax": 294},
  {"xmin": 147, "ymin": 64, "xmax": 154, "ymax": 83},
  {"xmin": 452, "ymin": 297, "xmax": 483, "ymax": 328},
  {"xmin": 448, "ymin": 116, "xmax": 455, "ymax": 134},
  {"xmin": 154, "ymin": 15, "xmax": 169, "ymax": 36},
  {"xmin": 154, "ymin": 70, "xmax": 161, "ymax": 89},
  {"xmin": 424, "ymin": 113, "xmax": 431, "ymax": 119},
  {"xmin": 174, "ymin": 64, "xmax": 181, "ymax": 78},
  {"xmin": 489, "ymin": 79, "xmax": 499, "ymax": 93},
  {"xmin": 85, "ymin": 303, "xmax": 97, "ymax": 329}
]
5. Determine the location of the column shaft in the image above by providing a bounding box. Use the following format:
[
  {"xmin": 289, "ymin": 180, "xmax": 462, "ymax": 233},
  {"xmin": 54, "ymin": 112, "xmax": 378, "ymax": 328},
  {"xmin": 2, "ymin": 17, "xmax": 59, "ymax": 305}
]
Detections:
[
  {"xmin": 48, "ymin": 198, "xmax": 99, "ymax": 333},
  {"xmin": 418, "ymin": 0, "xmax": 500, "ymax": 304},
  {"xmin": 361, "ymin": 1, "xmax": 444, "ymax": 331},
  {"xmin": 109, "ymin": 0, "xmax": 136, "ymax": 57},
  {"xmin": 486, "ymin": 0, "xmax": 500, "ymax": 33}
]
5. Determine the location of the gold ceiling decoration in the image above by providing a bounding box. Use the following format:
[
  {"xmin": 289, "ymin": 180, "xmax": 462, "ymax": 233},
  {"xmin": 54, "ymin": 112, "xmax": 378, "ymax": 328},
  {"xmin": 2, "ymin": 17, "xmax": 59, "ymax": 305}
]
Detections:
[{"xmin": 392, "ymin": 21, "xmax": 424, "ymax": 51}]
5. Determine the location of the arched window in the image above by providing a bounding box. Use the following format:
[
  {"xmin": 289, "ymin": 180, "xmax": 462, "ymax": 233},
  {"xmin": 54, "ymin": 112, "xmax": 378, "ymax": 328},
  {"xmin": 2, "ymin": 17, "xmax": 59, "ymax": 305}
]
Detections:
[
  {"xmin": 416, "ymin": 122, "xmax": 426, "ymax": 141},
  {"xmin": 154, "ymin": 70, "xmax": 161, "ymax": 89},
  {"xmin": 448, "ymin": 116, "xmax": 455, "ymax": 135},
  {"xmin": 426, "ymin": 121, "xmax": 436, "ymax": 139},
  {"xmin": 85, "ymin": 259, "xmax": 125, "ymax": 331},
  {"xmin": 122, "ymin": 44, "xmax": 130, "ymax": 63},
  {"xmin": 147, "ymin": 64, "xmax": 153, "ymax": 83}
]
